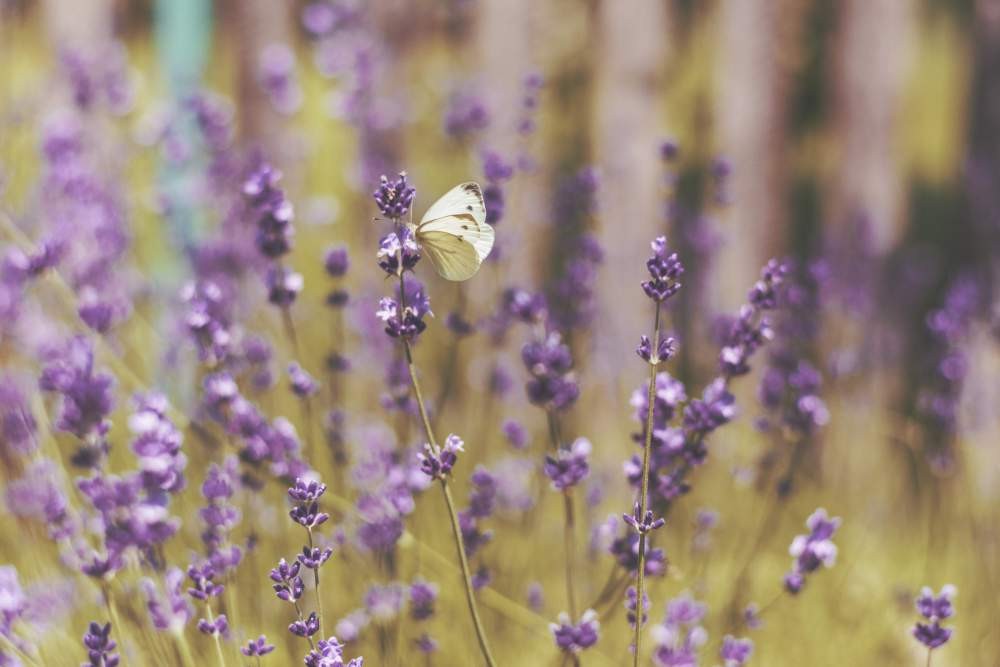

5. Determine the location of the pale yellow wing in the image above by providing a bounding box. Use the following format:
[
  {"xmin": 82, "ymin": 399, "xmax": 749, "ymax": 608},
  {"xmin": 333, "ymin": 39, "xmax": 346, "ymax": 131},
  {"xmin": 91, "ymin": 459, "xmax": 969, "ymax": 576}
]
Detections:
[{"xmin": 418, "ymin": 230, "xmax": 483, "ymax": 281}]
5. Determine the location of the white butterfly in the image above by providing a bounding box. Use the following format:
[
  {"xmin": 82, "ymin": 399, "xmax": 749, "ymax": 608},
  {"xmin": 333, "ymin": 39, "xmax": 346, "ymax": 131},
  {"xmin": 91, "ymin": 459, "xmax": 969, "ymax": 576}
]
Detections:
[{"xmin": 408, "ymin": 182, "xmax": 494, "ymax": 281}]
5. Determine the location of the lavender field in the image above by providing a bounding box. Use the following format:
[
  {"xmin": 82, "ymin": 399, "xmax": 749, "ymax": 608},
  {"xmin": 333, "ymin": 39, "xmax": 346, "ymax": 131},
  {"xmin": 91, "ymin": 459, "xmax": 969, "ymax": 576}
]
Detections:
[{"xmin": 0, "ymin": 1, "xmax": 998, "ymax": 665}]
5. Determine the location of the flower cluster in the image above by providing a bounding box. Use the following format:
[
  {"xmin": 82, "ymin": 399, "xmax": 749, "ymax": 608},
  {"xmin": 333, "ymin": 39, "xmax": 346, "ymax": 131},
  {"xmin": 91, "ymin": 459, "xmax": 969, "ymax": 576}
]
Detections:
[
  {"xmin": 199, "ymin": 458, "xmax": 243, "ymax": 575},
  {"xmin": 718, "ymin": 259, "xmax": 788, "ymax": 378},
  {"xmin": 443, "ymin": 87, "xmax": 490, "ymax": 140},
  {"xmin": 244, "ymin": 162, "xmax": 295, "ymax": 260},
  {"xmin": 373, "ymin": 172, "xmax": 416, "ymax": 220},
  {"xmin": 288, "ymin": 477, "xmax": 331, "ymax": 530},
  {"xmin": 720, "ymin": 635, "xmax": 754, "ymax": 666},
  {"xmin": 521, "ymin": 331, "xmax": 579, "ymax": 412},
  {"xmin": 783, "ymin": 508, "xmax": 840, "ymax": 594},
  {"xmin": 642, "ymin": 236, "xmax": 684, "ymax": 303},
  {"xmin": 481, "ymin": 150, "xmax": 513, "ymax": 226},
  {"xmin": 651, "ymin": 594, "xmax": 707, "ymax": 666},
  {"xmin": 912, "ymin": 585, "xmax": 956, "ymax": 651},
  {"xmin": 376, "ymin": 276, "xmax": 431, "ymax": 341},
  {"xmin": 39, "ymin": 336, "xmax": 115, "ymax": 446},
  {"xmin": 82, "ymin": 621, "xmax": 120, "ymax": 667},
  {"xmin": 550, "ymin": 609, "xmax": 600, "ymax": 654},
  {"xmin": 242, "ymin": 635, "xmax": 276, "ymax": 658},
  {"xmin": 542, "ymin": 437, "xmax": 591, "ymax": 491},
  {"xmin": 417, "ymin": 434, "xmax": 465, "ymax": 481},
  {"xmin": 304, "ymin": 635, "xmax": 364, "ymax": 666}
]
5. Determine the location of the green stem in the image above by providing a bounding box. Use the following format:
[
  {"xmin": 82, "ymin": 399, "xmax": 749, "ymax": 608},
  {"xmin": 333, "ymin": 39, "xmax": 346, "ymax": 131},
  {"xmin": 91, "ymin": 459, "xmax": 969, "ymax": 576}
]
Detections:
[
  {"xmin": 440, "ymin": 478, "xmax": 499, "ymax": 667},
  {"xmin": 308, "ymin": 528, "xmax": 325, "ymax": 638},
  {"xmin": 633, "ymin": 301, "xmax": 662, "ymax": 666},
  {"xmin": 394, "ymin": 229, "xmax": 496, "ymax": 666},
  {"xmin": 546, "ymin": 410, "xmax": 578, "ymax": 620},
  {"xmin": 203, "ymin": 603, "xmax": 227, "ymax": 667}
]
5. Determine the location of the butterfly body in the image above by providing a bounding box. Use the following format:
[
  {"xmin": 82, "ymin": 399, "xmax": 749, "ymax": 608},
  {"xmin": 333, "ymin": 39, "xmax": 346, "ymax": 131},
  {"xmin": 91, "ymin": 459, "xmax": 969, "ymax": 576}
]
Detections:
[{"xmin": 411, "ymin": 182, "xmax": 494, "ymax": 281}]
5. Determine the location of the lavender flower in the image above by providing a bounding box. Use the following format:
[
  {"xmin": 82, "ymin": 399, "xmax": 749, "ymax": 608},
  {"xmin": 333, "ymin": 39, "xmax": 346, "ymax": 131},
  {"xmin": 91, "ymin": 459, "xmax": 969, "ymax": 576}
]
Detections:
[
  {"xmin": 270, "ymin": 559, "xmax": 305, "ymax": 603},
  {"xmin": 417, "ymin": 434, "xmax": 465, "ymax": 481},
  {"xmin": 622, "ymin": 502, "xmax": 665, "ymax": 535},
  {"xmin": 651, "ymin": 594, "xmax": 707, "ymax": 666},
  {"xmin": 241, "ymin": 635, "xmax": 276, "ymax": 657},
  {"xmin": 324, "ymin": 246, "xmax": 350, "ymax": 278},
  {"xmin": 373, "ymin": 172, "xmax": 416, "ymax": 220},
  {"xmin": 550, "ymin": 609, "xmax": 600, "ymax": 653},
  {"xmin": 304, "ymin": 636, "xmax": 364, "ymax": 667},
  {"xmin": 912, "ymin": 585, "xmax": 956, "ymax": 651},
  {"xmin": 39, "ymin": 336, "xmax": 115, "ymax": 443},
  {"xmin": 288, "ymin": 362, "xmax": 319, "ymax": 397},
  {"xmin": 81, "ymin": 621, "xmax": 119, "ymax": 667},
  {"xmin": 187, "ymin": 562, "xmax": 224, "ymax": 601},
  {"xmin": 197, "ymin": 614, "xmax": 229, "ymax": 638},
  {"xmin": 641, "ymin": 237, "xmax": 684, "ymax": 303},
  {"xmin": 720, "ymin": 635, "xmax": 754, "ymax": 666},
  {"xmin": 409, "ymin": 579, "xmax": 438, "ymax": 621},
  {"xmin": 542, "ymin": 437, "xmax": 591, "ymax": 490},
  {"xmin": 141, "ymin": 568, "xmax": 192, "ymax": 633},
  {"xmin": 625, "ymin": 586, "xmax": 649, "ymax": 628},
  {"xmin": 266, "ymin": 266, "xmax": 304, "ymax": 307},
  {"xmin": 783, "ymin": 508, "xmax": 840, "ymax": 594},
  {"xmin": 521, "ymin": 331, "xmax": 579, "ymax": 411},
  {"xmin": 289, "ymin": 611, "xmax": 320, "ymax": 638}
]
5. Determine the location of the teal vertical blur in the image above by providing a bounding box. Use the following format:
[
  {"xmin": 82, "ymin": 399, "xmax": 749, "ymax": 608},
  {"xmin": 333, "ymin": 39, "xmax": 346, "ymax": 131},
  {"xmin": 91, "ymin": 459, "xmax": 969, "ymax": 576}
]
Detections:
[
  {"xmin": 153, "ymin": 0, "xmax": 213, "ymax": 400},
  {"xmin": 154, "ymin": 0, "xmax": 213, "ymax": 265}
]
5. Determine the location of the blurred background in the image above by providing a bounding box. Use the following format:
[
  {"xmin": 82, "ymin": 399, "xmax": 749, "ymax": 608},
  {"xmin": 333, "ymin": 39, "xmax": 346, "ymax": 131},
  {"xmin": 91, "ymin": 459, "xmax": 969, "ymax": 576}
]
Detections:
[{"xmin": 1, "ymin": 0, "xmax": 1000, "ymax": 665}]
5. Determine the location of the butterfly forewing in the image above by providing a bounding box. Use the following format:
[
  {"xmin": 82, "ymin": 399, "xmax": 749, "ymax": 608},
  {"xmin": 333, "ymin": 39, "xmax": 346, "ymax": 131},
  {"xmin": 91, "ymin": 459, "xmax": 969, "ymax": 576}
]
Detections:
[{"xmin": 419, "ymin": 182, "xmax": 486, "ymax": 227}]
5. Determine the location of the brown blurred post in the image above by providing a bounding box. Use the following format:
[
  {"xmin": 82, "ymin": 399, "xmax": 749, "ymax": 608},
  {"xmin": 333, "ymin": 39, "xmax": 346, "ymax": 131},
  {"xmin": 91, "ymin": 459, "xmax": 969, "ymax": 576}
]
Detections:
[
  {"xmin": 229, "ymin": 0, "xmax": 294, "ymax": 160},
  {"xmin": 830, "ymin": 0, "xmax": 914, "ymax": 253},
  {"xmin": 474, "ymin": 0, "xmax": 541, "ymax": 283},
  {"xmin": 713, "ymin": 0, "xmax": 787, "ymax": 312},
  {"xmin": 42, "ymin": 0, "xmax": 114, "ymax": 54},
  {"xmin": 591, "ymin": 0, "xmax": 670, "ymax": 386}
]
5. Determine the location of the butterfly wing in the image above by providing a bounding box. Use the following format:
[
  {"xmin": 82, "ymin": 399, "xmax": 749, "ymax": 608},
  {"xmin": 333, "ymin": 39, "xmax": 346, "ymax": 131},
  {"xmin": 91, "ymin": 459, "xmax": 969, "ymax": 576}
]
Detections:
[
  {"xmin": 416, "ymin": 182, "xmax": 495, "ymax": 280},
  {"xmin": 419, "ymin": 182, "xmax": 486, "ymax": 227},
  {"xmin": 418, "ymin": 230, "xmax": 484, "ymax": 281}
]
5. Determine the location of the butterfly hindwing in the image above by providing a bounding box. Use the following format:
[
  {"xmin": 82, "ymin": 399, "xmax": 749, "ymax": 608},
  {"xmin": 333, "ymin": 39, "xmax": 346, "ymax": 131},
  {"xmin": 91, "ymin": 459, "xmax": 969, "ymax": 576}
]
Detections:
[{"xmin": 418, "ymin": 230, "xmax": 483, "ymax": 281}]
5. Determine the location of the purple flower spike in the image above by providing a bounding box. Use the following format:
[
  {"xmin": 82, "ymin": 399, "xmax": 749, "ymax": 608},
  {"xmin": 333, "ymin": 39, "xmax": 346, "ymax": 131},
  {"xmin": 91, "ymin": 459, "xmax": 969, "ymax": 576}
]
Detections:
[
  {"xmin": 305, "ymin": 635, "xmax": 365, "ymax": 667},
  {"xmin": 624, "ymin": 586, "xmax": 649, "ymax": 629},
  {"xmin": 418, "ymin": 434, "xmax": 464, "ymax": 481},
  {"xmin": 324, "ymin": 246, "xmax": 350, "ymax": 278},
  {"xmin": 622, "ymin": 502, "xmax": 665, "ymax": 535},
  {"xmin": 289, "ymin": 611, "xmax": 321, "ymax": 638},
  {"xmin": 550, "ymin": 609, "xmax": 600, "ymax": 653},
  {"xmin": 913, "ymin": 585, "xmax": 956, "ymax": 651},
  {"xmin": 289, "ymin": 477, "xmax": 327, "ymax": 503},
  {"xmin": 641, "ymin": 236, "xmax": 684, "ymax": 303},
  {"xmin": 186, "ymin": 562, "xmax": 224, "ymax": 601},
  {"xmin": 241, "ymin": 635, "xmax": 276, "ymax": 657},
  {"xmin": 197, "ymin": 613, "xmax": 229, "ymax": 638},
  {"xmin": 783, "ymin": 508, "xmax": 840, "ymax": 594},
  {"xmin": 298, "ymin": 545, "xmax": 333, "ymax": 570},
  {"xmin": 542, "ymin": 438, "xmax": 591, "ymax": 491},
  {"xmin": 266, "ymin": 266, "xmax": 303, "ymax": 307},
  {"xmin": 636, "ymin": 334, "xmax": 677, "ymax": 365},
  {"xmin": 288, "ymin": 362, "xmax": 319, "ymax": 397},
  {"xmin": 82, "ymin": 621, "xmax": 120, "ymax": 667},
  {"xmin": 270, "ymin": 558, "xmax": 305, "ymax": 603},
  {"xmin": 377, "ymin": 228, "xmax": 421, "ymax": 276},
  {"xmin": 721, "ymin": 635, "xmax": 754, "ymax": 666},
  {"xmin": 373, "ymin": 172, "xmax": 416, "ymax": 220}
]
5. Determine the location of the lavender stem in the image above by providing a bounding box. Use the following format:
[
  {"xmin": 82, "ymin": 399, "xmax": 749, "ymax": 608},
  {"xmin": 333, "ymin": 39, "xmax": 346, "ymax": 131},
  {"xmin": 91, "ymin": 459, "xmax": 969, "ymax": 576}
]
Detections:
[{"xmin": 633, "ymin": 300, "xmax": 662, "ymax": 666}]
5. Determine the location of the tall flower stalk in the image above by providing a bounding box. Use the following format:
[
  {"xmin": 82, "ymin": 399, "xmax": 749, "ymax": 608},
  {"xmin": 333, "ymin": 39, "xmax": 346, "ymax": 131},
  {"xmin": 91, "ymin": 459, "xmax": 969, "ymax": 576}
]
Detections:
[
  {"xmin": 630, "ymin": 236, "xmax": 682, "ymax": 664},
  {"xmin": 373, "ymin": 173, "xmax": 497, "ymax": 667}
]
